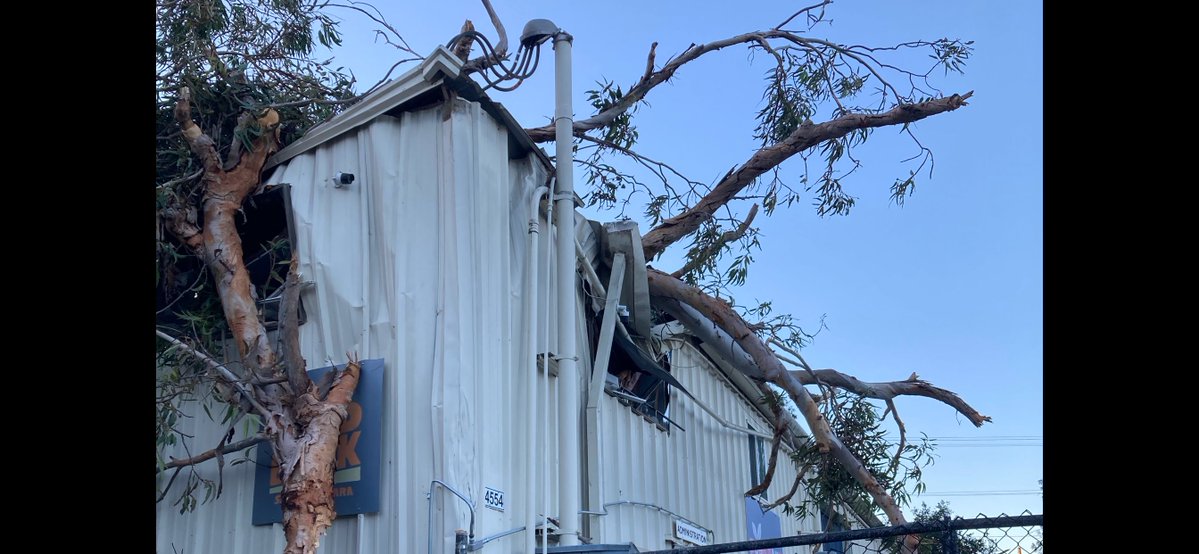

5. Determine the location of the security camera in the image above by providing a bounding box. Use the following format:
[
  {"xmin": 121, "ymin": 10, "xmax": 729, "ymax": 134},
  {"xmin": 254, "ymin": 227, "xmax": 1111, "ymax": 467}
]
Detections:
[{"xmin": 334, "ymin": 172, "xmax": 355, "ymax": 188}]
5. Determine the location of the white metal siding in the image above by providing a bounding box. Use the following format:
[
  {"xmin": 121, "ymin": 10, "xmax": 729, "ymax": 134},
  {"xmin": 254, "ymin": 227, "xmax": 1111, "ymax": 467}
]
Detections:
[
  {"xmin": 593, "ymin": 340, "xmax": 828, "ymax": 550},
  {"xmin": 156, "ymin": 96, "xmax": 875, "ymax": 554},
  {"xmin": 156, "ymin": 98, "xmax": 566, "ymax": 554}
]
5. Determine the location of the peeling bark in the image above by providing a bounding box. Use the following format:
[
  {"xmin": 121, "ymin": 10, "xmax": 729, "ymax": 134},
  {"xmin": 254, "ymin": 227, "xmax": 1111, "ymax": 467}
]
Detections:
[
  {"xmin": 163, "ymin": 88, "xmax": 359, "ymax": 554},
  {"xmin": 173, "ymin": 87, "xmax": 283, "ymax": 377},
  {"xmin": 281, "ymin": 357, "xmax": 361, "ymax": 554}
]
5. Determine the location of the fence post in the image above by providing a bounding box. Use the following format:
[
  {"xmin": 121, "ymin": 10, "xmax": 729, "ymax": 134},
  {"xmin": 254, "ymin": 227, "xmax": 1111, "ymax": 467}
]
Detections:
[{"xmin": 939, "ymin": 515, "xmax": 960, "ymax": 554}]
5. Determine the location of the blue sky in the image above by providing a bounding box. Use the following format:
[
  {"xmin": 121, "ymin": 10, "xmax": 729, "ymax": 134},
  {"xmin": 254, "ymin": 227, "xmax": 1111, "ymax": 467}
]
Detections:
[{"xmin": 319, "ymin": 0, "xmax": 1042, "ymax": 521}]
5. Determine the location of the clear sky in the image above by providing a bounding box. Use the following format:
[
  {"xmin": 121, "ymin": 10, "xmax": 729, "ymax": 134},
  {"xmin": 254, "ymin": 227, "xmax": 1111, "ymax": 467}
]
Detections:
[{"xmin": 318, "ymin": 0, "xmax": 1043, "ymax": 521}]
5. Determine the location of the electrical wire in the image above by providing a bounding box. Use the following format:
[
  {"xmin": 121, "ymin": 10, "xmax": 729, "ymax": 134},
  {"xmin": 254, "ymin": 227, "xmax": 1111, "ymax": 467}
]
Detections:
[{"xmin": 445, "ymin": 31, "xmax": 543, "ymax": 92}]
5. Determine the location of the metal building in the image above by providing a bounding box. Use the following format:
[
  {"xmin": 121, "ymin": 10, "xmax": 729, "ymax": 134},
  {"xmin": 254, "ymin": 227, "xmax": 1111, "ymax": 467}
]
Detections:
[{"xmin": 155, "ymin": 47, "xmax": 879, "ymax": 554}]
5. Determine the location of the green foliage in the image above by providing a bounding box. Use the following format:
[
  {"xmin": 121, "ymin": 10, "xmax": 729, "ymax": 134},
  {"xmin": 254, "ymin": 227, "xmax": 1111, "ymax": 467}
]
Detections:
[
  {"xmin": 883, "ymin": 502, "xmax": 1000, "ymax": 554},
  {"xmin": 775, "ymin": 390, "xmax": 936, "ymax": 522},
  {"xmin": 586, "ymin": 79, "xmax": 640, "ymax": 149},
  {"xmin": 156, "ymin": 0, "xmax": 365, "ymax": 514},
  {"xmin": 581, "ymin": 79, "xmax": 647, "ymax": 215}
]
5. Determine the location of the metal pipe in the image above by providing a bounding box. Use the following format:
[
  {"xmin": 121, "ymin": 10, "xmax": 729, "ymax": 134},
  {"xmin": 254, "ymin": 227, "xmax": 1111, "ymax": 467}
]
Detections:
[
  {"xmin": 552, "ymin": 29, "xmax": 581, "ymax": 547},
  {"xmin": 356, "ymin": 513, "xmax": 365, "ymax": 554},
  {"xmin": 468, "ymin": 525, "xmax": 527, "ymax": 551},
  {"xmin": 427, "ymin": 479, "xmax": 476, "ymax": 554},
  {"xmin": 583, "ymin": 252, "xmax": 626, "ymax": 542},
  {"xmin": 587, "ymin": 500, "xmax": 707, "ymax": 533},
  {"xmin": 525, "ymin": 183, "xmax": 549, "ymax": 554},
  {"xmin": 540, "ymin": 175, "xmax": 555, "ymax": 554}
]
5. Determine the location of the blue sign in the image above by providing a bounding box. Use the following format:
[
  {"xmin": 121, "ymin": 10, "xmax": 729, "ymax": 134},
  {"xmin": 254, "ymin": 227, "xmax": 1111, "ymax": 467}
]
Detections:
[
  {"xmin": 252, "ymin": 358, "xmax": 384, "ymax": 525},
  {"xmin": 745, "ymin": 496, "xmax": 784, "ymax": 554}
]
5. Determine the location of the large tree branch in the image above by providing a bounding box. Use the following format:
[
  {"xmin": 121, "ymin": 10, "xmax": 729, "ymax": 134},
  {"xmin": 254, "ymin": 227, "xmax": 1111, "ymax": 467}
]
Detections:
[
  {"xmin": 662, "ymin": 296, "xmax": 990, "ymax": 426},
  {"xmin": 783, "ymin": 368, "xmax": 990, "ymax": 427},
  {"xmin": 647, "ymin": 268, "xmax": 912, "ymax": 527},
  {"xmin": 524, "ymin": 28, "xmax": 963, "ymax": 143},
  {"xmin": 640, "ymin": 92, "xmax": 971, "ymax": 260},
  {"xmin": 525, "ymin": 32, "xmax": 787, "ymax": 142},
  {"xmin": 170, "ymin": 88, "xmax": 283, "ymax": 377}
]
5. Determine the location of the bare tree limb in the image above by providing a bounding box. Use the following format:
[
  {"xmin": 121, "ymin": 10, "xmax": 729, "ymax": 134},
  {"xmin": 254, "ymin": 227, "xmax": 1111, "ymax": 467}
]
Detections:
[
  {"xmin": 280, "ymin": 255, "xmax": 312, "ymax": 395},
  {"xmin": 156, "ymin": 329, "xmax": 270, "ymax": 419},
  {"xmin": 174, "ymin": 87, "xmax": 223, "ymax": 176},
  {"xmin": 641, "ymin": 41, "xmax": 658, "ymax": 82},
  {"xmin": 759, "ymin": 460, "xmax": 814, "ymax": 512},
  {"xmin": 774, "ymin": 1, "xmax": 833, "ymax": 30},
  {"xmin": 575, "ymin": 133, "xmax": 703, "ymax": 202},
  {"xmin": 462, "ymin": 0, "xmax": 509, "ymax": 72},
  {"xmin": 785, "ymin": 368, "xmax": 990, "ymax": 427},
  {"xmin": 157, "ymin": 168, "xmax": 204, "ymax": 190},
  {"xmin": 640, "ymin": 92, "xmax": 972, "ymax": 260},
  {"xmin": 672, "ymin": 204, "xmax": 759, "ymax": 279},
  {"xmin": 884, "ymin": 399, "xmax": 906, "ymax": 477},
  {"xmin": 479, "ymin": 0, "xmax": 507, "ymax": 59},
  {"xmin": 768, "ymin": 336, "xmax": 831, "ymax": 399},
  {"xmin": 158, "ymin": 467, "xmax": 184, "ymax": 501},
  {"xmin": 327, "ymin": 1, "xmax": 419, "ymax": 56},
  {"xmin": 157, "ymin": 433, "xmax": 269, "ymax": 473}
]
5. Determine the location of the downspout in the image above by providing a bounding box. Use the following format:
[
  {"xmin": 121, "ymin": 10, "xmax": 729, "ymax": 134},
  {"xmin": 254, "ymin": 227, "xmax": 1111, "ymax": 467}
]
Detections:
[
  {"xmin": 524, "ymin": 183, "xmax": 549, "ymax": 554},
  {"xmin": 552, "ymin": 29, "xmax": 581, "ymax": 547},
  {"xmin": 541, "ymin": 178, "xmax": 555, "ymax": 554}
]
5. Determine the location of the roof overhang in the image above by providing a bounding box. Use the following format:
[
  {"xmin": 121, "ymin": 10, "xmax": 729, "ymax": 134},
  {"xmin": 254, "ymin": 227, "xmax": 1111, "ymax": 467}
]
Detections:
[{"xmin": 265, "ymin": 46, "xmax": 552, "ymax": 172}]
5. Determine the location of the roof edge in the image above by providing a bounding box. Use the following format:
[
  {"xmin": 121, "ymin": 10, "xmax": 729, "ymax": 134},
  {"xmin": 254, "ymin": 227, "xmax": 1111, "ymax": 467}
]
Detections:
[{"xmin": 264, "ymin": 46, "xmax": 464, "ymax": 170}]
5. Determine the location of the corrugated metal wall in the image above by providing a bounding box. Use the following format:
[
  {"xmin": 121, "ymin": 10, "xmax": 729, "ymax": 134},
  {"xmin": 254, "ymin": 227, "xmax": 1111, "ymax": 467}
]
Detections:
[
  {"xmin": 593, "ymin": 339, "xmax": 827, "ymax": 550},
  {"xmin": 155, "ymin": 98, "xmax": 567, "ymax": 554},
  {"xmin": 156, "ymin": 95, "xmax": 882, "ymax": 554}
]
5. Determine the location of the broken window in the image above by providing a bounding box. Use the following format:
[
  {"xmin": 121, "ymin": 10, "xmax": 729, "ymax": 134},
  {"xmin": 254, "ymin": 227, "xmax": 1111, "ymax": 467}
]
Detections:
[{"xmin": 588, "ymin": 307, "xmax": 688, "ymax": 432}]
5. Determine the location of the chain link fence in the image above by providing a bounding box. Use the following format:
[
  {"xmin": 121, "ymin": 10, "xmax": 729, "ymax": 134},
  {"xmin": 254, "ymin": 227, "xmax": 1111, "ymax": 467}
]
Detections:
[{"xmin": 640, "ymin": 512, "xmax": 1043, "ymax": 554}]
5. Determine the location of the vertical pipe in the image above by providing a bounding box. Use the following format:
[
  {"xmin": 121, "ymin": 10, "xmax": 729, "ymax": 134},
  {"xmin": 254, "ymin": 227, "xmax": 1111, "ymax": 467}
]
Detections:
[
  {"xmin": 552, "ymin": 30, "xmax": 580, "ymax": 547},
  {"xmin": 541, "ymin": 184, "xmax": 555, "ymax": 554},
  {"xmin": 525, "ymin": 184, "xmax": 548, "ymax": 554}
]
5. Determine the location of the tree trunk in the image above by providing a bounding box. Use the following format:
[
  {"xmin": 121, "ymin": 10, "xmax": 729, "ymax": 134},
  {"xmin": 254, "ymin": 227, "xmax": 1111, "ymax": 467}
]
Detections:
[
  {"xmin": 165, "ymin": 88, "xmax": 362, "ymax": 554},
  {"xmin": 280, "ymin": 361, "xmax": 361, "ymax": 554}
]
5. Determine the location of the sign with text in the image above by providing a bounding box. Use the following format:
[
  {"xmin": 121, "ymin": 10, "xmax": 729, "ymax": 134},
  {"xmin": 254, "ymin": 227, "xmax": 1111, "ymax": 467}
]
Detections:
[
  {"xmin": 252, "ymin": 358, "xmax": 384, "ymax": 525},
  {"xmin": 745, "ymin": 496, "xmax": 784, "ymax": 554},
  {"xmin": 673, "ymin": 518, "xmax": 711, "ymax": 546}
]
